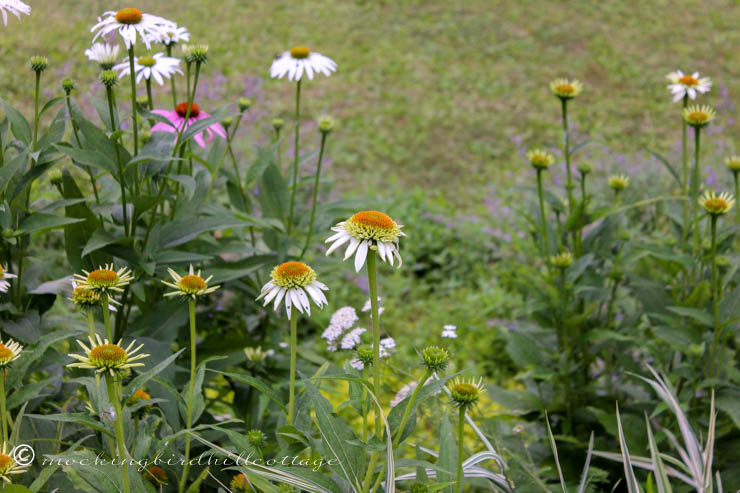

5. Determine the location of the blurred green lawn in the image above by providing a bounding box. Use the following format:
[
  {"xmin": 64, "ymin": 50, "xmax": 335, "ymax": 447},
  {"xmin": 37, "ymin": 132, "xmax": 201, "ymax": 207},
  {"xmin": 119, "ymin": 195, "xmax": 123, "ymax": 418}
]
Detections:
[{"xmin": 2, "ymin": 0, "xmax": 739, "ymax": 207}]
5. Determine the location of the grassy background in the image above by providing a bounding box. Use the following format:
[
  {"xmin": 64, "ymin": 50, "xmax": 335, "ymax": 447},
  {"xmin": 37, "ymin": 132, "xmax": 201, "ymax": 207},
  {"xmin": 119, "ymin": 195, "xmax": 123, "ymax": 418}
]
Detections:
[{"xmin": 2, "ymin": 0, "xmax": 740, "ymax": 208}]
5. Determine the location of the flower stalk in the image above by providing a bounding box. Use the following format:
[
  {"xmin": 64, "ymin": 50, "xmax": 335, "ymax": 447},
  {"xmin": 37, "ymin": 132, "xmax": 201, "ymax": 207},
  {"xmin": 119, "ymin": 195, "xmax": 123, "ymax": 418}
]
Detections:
[
  {"xmin": 393, "ymin": 369, "xmax": 432, "ymax": 447},
  {"xmin": 179, "ymin": 299, "xmax": 197, "ymax": 493},
  {"xmin": 287, "ymin": 79, "xmax": 302, "ymax": 234},
  {"xmin": 681, "ymin": 94, "xmax": 690, "ymax": 239},
  {"xmin": 455, "ymin": 406, "xmax": 466, "ymax": 493},
  {"xmin": 288, "ymin": 305, "xmax": 298, "ymax": 425},
  {"xmin": 366, "ymin": 251, "xmax": 382, "ymax": 437},
  {"xmin": 105, "ymin": 374, "xmax": 130, "ymax": 493},
  {"xmin": 301, "ymin": 129, "xmax": 329, "ymax": 257}
]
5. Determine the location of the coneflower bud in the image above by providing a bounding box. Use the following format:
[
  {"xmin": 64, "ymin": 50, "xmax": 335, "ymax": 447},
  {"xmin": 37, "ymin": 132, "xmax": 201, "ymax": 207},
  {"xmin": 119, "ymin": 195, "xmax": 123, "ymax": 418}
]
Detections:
[
  {"xmin": 136, "ymin": 95, "xmax": 149, "ymax": 107},
  {"xmin": 185, "ymin": 43, "xmax": 209, "ymax": 64},
  {"xmin": 448, "ymin": 377, "xmax": 485, "ymax": 409},
  {"xmin": 607, "ymin": 173, "xmax": 629, "ymax": 192},
  {"xmin": 550, "ymin": 250, "xmax": 573, "ymax": 269},
  {"xmin": 140, "ymin": 130, "xmax": 152, "ymax": 144},
  {"xmin": 577, "ymin": 163, "xmax": 592, "ymax": 175},
  {"xmin": 318, "ymin": 116, "xmax": 335, "ymax": 135},
  {"xmin": 272, "ymin": 117, "xmax": 284, "ymax": 132},
  {"xmin": 221, "ymin": 117, "xmax": 233, "ymax": 129},
  {"xmin": 238, "ymin": 97, "xmax": 252, "ymax": 112},
  {"xmin": 355, "ymin": 344, "xmax": 374, "ymax": 367},
  {"xmin": 62, "ymin": 77, "xmax": 76, "ymax": 95},
  {"xmin": 247, "ymin": 429, "xmax": 267, "ymax": 447},
  {"xmin": 526, "ymin": 149, "xmax": 554, "ymax": 170},
  {"xmin": 725, "ymin": 156, "xmax": 740, "ymax": 173},
  {"xmin": 99, "ymin": 70, "xmax": 119, "ymax": 89},
  {"xmin": 30, "ymin": 55, "xmax": 48, "ymax": 73},
  {"xmin": 421, "ymin": 345, "xmax": 449, "ymax": 373}
]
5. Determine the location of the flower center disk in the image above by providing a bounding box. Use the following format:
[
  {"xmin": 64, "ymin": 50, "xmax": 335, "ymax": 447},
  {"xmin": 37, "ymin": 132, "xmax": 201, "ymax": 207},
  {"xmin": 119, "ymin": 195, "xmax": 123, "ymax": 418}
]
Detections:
[
  {"xmin": 90, "ymin": 344, "xmax": 127, "ymax": 366},
  {"xmin": 176, "ymin": 102, "xmax": 200, "ymax": 118},
  {"xmin": 0, "ymin": 454, "xmax": 12, "ymax": 472},
  {"xmin": 0, "ymin": 345, "xmax": 13, "ymax": 361},
  {"xmin": 88, "ymin": 269, "xmax": 118, "ymax": 287},
  {"xmin": 345, "ymin": 210, "xmax": 402, "ymax": 243},
  {"xmin": 178, "ymin": 274, "xmax": 207, "ymax": 293},
  {"xmin": 271, "ymin": 261, "xmax": 316, "ymax": 288},
  {"xmin": 139, "ymin": 55, "xmax": 156, "ymax": 67},
  {"xmin": 290, "ymin": 46, "xmax": 310, "ymax": 59},
  {"xmin": 679, "ymin": 75, "xmax": 698, "ymax": 86},
  {"xmin": 115, "ymin": 7, "xmax": 143, "ymax": 24}
]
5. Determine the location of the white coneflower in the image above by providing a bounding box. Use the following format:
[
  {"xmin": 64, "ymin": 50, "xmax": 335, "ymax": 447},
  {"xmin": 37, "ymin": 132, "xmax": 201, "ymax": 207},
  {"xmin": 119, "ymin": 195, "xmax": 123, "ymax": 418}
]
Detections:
[
  {"xmin": 699, "ymin": 191, "xmax": 735, "ymax": 216},
  {"xmin": 73, "ymin": 264, "xmax": 133, "ymax": 297},
  {"xmin": 158, "ymin": 24, "xmax": 189, "ymax": 46},
  {"xmin": 270, "ymin": 45, "xmax": 337, "ymax": 81},
  {"xmin": 91, "ymin": 8, "xmax": 176, "ymax": 49},
  {"xmin": 340, "ymin": 327, "xmax": 366, "ymax": 350},
  {"xmin": 85, "ymin": 42, "xmax": 120, "ymax": 69},
  {"xmin": 70, "ymin": 280, "xmax": 119, "ymax": 312},
  {"xmin": 441, "ymin": 324, "xmax": 458, "ymax": 338},
  {"xmin": 161, "ymin": 264, "xmax": 219, "ymax": 299},
  {"xmin": 326, "ymin": 211, "xmax": 406, "ymax": 272},
  {"xmin": 256, "ymin": 262, "xmax": 328, "ymax": 319},
  {"xmin": 114, "ymin": 52, "xmax": 182, "ymax": 85},
  {"xmin": 666, "ymin": 70, "xmax": 711, "ymax": 102},
  {"xmin": 0, "ymin": 0, "xmax": 30, "ymax": 26},
  {"xmin": 0, "ymin": 442, "xmax": 28, "ymax": 483},
  {"xmin": 67, "ymin": 335, "xmax": 149, "ymax": 378},
  {"xmin": 0, "ymin": 266, "xmax": 16, "ymax": 294},
  {"xmin": 0, "ymin": 339, "xmax": 22, "ymax": 367}
]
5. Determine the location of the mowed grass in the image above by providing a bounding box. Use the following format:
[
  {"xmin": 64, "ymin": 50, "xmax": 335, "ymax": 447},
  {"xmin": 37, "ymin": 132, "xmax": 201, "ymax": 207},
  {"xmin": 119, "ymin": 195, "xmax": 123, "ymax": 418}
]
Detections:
[{"xmin": 2, "ymin": 0, "xmax": 739, "ymax": 207}]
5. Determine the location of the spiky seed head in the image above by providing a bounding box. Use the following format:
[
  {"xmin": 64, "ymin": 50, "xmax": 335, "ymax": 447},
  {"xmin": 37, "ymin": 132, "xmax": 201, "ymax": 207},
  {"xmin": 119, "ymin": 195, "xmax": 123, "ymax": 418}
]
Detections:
[
  {"xmin": 247, "ymin": 429, "xmax": 267, "ymax": 447},
  {"xmin": 421, "ymin": 345, "xmax": 449, "ymax": 372},
  {"xmin": 550, "ymin": 250, "xmax": 573, "ymax": 269},
  {"xmin": 99, "ymin": 70, "xmax": 119, "ymax": 89},
  {"xmin": 355, "ymin": 344, "xmax": 374, "ymax": 367},
  {"xmin": 30, "ymin": 55, "xmax": 48, "ymax": 73}
]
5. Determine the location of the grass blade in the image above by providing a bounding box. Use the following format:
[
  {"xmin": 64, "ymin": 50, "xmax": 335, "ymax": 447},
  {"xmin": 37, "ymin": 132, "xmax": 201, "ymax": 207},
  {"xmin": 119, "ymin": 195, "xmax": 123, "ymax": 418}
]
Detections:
[
  {"xmin": 545, "ymin": 413, "xmax": 568, "ymax": 493},
  {"xmin": 645, "ymin": 412, "xmax": 672, "ymax": 493},
  {"xmin": 616, "ymin": 403, "xmax": 642, "ymax": 493}
]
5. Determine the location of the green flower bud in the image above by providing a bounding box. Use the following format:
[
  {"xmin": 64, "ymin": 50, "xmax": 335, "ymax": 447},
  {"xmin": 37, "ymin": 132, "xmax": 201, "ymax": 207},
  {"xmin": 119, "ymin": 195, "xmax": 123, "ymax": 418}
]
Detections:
[
  {"xmin": 448, "ymin": 377, "xmax": 485, "ymax": 409},
  {"xmin": 62, "ymin": 77, "xmax": 76, "ymax": 94},
  {"xmin": 184, "ymin": 43, "xmax": 209, "ymax": 64},
  {"xmin": 318, "ymin": 116, "xmax": 335, "ymax": 135},
  {"xmin": 221, "ymin": 116, "xmax": 233, "ymax": 129},
  {"xmin": 410, "ymin": 483, "xmax": 429, "ymax": 493},
  {"xmin": 550, "ymin": 251, "xmax": 573, "ymax": 269},
  {"xmin": 238, "ymin": 97, "xmax": 252, "ymax": 112},
  {"xmin": 577, "ymin": 163, "xmax": 592, "ymax": 175},
  {"xmin": 99, "ymin": 70, "xmax": 119, "ymax": 89},
  {"xmin": 49, "ymin": 169, "xmax": 63, "ymax": 185},
  {"xmin": 355, "ymin": 344, "xmax": 374, "ymax": 367},
  {"xmin": 30, "ymin": 55, "xmax": 48, "ymax": 73},
  {"xmin": 272, "ymin": 117, "xmax": 284, "ymax": 131},
  {"xmin": 421, "ymin": 345, "xmax": 449, "ymax": 373},
  {"xmin": 246, "ymin": 429, "xmax": 267, "ymax": 447}
]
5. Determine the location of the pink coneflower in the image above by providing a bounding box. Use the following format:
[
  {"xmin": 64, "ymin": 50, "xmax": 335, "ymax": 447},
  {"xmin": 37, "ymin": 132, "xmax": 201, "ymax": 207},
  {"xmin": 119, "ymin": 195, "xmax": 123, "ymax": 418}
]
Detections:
[{"xmin": 151, "ymin": 102, "xmax": 226, "ymax": 148}]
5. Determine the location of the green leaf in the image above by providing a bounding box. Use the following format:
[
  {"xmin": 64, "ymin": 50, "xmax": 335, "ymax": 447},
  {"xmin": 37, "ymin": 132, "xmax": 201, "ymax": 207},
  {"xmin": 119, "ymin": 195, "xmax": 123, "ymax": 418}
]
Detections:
[
  {"xmin": 304, "ymin": 378, "xmax": 365, "ymax": 491},
  {"xmin": 212, "ymin": 370, "xmax": 286, "ymax": 412},
  {"xmin": 665, "ymin": 306, "xmax": 712, "ymax": 327},
  {"xmin": 55, "ymin": 144, "xmax": 118, "ymax": 174},
  {"xmin": 0, "ymin": 97, "xmax": 31, "ymax": 144},
  {"xmin": 80, "ymin": 228, "xmax": 118, "ymax": 257},
  {"xmin": 15, "ymin": 213, "xmax": 85, "ymax": 235},
  {"xmin": 436, "ymin": 412, "xmax": 457, "ymax": 493},
  {"xmin": 27, "ymin": 413, "xmax": 113, "ymax": 437}
]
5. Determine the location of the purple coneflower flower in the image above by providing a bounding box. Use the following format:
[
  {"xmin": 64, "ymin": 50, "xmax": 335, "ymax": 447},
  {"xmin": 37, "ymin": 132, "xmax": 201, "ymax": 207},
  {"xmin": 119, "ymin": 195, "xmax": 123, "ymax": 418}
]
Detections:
[{"xmin": 151, "ymin": 102, "xmax": 226, "ymax": 148}]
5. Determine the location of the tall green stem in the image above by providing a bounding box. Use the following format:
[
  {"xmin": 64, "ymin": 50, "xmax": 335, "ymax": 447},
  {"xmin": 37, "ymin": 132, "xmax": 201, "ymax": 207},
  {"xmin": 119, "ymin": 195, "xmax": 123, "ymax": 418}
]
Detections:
[
  {"xmin": 709, "ymin": 215, "xmax": 721, "ymax": 378},
  {"xmin": 167, "ymin": 44, "xmax": 178, "ymax": 108},
  {"xmin": 455, "ymin": 406, "xmax": 466, "ymax": 493},
  {"xmin": 106, "ymin": 85, "xmax": 130, "ymax": 237},
  {"xmin": 287, "ymin": 79, "xmax": 302, "ymax": 234},
  {"xmin": 681, "ymin": 95, "xmax": 690, "ymax": 240},
  {"xmin": 102, "ymin": 296, "xmax": 113, "ymax": 341},
  {"xmin": 106, "ymin": 375, "xmax": 130, "ymax": 493},
  {"xmin": 734, "ymin": 172, "xmax": 739, "ymax": 224},
  {"xmin": 146, "ymin": 78, "xmax": 154, "ymax": 111},
  {"xmin": 362, "ymin": 366, "xmax": 368, "ymax": 443},
  {"xmin": 536, "ymin": 169, "xmax": 550, "ymax": 263},
  {"xmin": 179, "ymin": 300, "xmax": 197, "ymax": 493},
  {"xmin": 127, "ymin": 46, "xmax": 139, "ymax": 160},
  {"xmin": 0, "ymin": 373, "xmax": 8, "ymax": 445},
  {"xmin": 691, "ymin": 127, "xmax": 702, "ymax": 257},
  {"xmin": 88, "ymin": 311, "xmax": 100, "ymax": 389},
  {"xmin": 561, "ymin": 98, "xmax": 573, "ymax": 208},
  {"xmin": 31, "ymin": 71, "xmax": 41, "ymax": 158},
  {"xmin": 393, "ymin": 369, "xmax": 432, "ymax": 447},
  {"xmin": 288, "ymin": 305, "xmax": 298, "ymax": 425},
  {"xmin": 366, "ymin": 251, "xmax": 382, "ymax": 437},
  {"xmin": 301, "ymin": 132, "xmax": 328, "ymax": 257}
]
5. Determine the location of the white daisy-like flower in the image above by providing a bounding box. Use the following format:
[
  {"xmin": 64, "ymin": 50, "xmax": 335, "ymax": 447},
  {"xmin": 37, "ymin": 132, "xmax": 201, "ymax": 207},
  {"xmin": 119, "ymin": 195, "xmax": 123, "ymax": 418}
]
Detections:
[
  {"xmin": 0, "ymin": 265, "xmax": 17, "ymax": 294},
  {"xmin": 0, "ymin": 0, "xmax": 29, "ymax": 26},
  {"xmin": 0, "ymin": 339, "xmax": 22, "ymax": 367},
  {"xmin": 441, "ymin": 324, "xmax": 458, "ymax": 338},
  {"xmin": 91, "ymin": 8, "xmax": 176, "ymax": 49},
  {"xmin": 85, "ymin": 42, "xmax": 120, "ymax": 69},
  {"xmin": 158, "ymin": 24, "xmax": 189, "ymax": 45},
  {"xmin": 114, "ymin": 53, "xmax": 182, "ymax": 86},
  {"xmin": 270, "ymin": 45, "xmax": 337, "ymax": 82},
  {"xmin": 326, "ymin": 211, "xmax": 406, "ymax": 272},
  {"xmin": 161, "ymin": 264, "xmax": 219, "ymax": 299},
  {"xmin": 666, "ymin": 70, "xmax": 712, "ymax": 102},
  {"xmin": 255, "ymin": 262, "xmax": 328, "ymax": 319},
  {"xmin": 340, "ymin": 328, "xmax": 366, "ymax": 350},
  {"xmin": 70, "ymin": 280, "xmax": 119, "ymax": 312},
  {"xmin": 0, "ymin": 441, "xmax": 29, "ymax": 483}
]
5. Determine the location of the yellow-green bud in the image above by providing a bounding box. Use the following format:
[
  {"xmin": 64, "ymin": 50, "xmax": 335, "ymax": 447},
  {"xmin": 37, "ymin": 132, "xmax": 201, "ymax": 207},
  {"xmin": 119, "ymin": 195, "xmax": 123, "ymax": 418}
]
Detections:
[
  {"xmin": 421, "ymin": 345, "xmax": 449, "ymax": 372},
  {"xmin": 238, "ymin": 97, "xmax": 252, "ymax": 112},
  {"xmin": 272, "ymin": 118, "xmax": 284, "ymax": 131},
  {"xmin": 30, "ymin": 55, "xmax": 48, "ymax": 73},
  {"xmin": 99, "ymin": 70, "xmax": 119, "ymax": 89},
  {"xmin": 318, "ymin": 116, "xmax": 335, "ymax": 135},
  {"xmin": 62, "ymin": 77, "xmax": 76, "ymax": 94}
]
